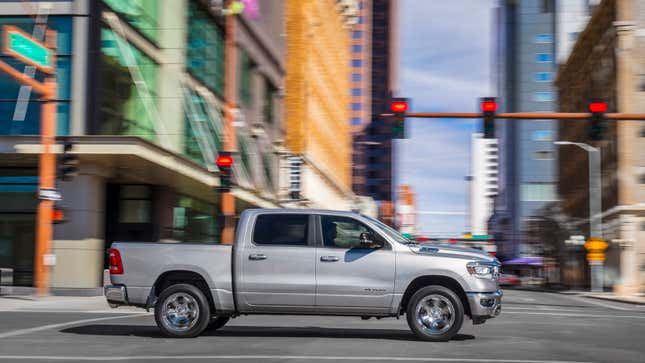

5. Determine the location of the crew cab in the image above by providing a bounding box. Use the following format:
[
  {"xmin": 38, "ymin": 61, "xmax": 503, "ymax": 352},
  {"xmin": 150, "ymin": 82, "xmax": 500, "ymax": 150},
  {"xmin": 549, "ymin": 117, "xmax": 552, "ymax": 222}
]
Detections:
[{"xmin": 105, "ymin": 209, "xmax": 502, "ymax": 341}]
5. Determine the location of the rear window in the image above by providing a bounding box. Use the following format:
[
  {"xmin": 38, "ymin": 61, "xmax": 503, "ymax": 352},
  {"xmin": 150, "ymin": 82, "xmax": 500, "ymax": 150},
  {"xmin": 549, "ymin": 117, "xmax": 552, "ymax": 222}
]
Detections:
[{"xmin": 252, "ymin": 214, "xmax": 309, "ymax": 246}]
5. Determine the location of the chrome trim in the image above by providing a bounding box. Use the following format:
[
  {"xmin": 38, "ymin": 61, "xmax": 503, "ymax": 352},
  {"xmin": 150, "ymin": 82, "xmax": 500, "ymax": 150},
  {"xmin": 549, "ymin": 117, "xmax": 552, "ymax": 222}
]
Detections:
[
  {"xmin": 104, "ymin": 285, "xmax": 128, "ymax": 306},
  {"xmin": 466, "ymin": 289, "xmax": 502, "ymax": 321}
]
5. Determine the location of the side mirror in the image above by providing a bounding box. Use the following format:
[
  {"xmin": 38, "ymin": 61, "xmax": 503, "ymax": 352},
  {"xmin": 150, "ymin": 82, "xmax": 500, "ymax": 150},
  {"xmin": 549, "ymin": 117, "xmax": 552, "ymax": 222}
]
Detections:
[{"xmin": 359, "ymin": 232, "xmax": 378, "ymax": 248}]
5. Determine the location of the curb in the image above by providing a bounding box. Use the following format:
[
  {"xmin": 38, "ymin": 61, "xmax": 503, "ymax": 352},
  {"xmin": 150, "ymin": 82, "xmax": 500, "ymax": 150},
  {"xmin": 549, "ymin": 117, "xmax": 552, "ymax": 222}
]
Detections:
[{"xmin": 584, "ymin": 294, "xmax": 645, "ymax": 306}]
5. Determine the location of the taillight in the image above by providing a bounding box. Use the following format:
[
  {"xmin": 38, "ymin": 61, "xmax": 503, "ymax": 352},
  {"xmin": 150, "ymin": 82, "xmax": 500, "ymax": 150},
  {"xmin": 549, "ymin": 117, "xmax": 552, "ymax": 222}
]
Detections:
[
  {"xmin": 489, "ymin": 251, "xmax": 497, "ymax": 257},
  {"xmin": 108, "ymin": 248, "xmax": 123, "ymax": 274}
]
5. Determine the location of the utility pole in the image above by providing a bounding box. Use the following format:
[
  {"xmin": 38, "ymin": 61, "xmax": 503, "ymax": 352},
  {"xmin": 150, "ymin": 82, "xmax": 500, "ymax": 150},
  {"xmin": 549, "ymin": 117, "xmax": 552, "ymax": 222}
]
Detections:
[
  {"xmin": 554, "ymin": 141, "xmax": 606, "ymax": 292},
  {"xmin": 221, "ymin": 0, "xmax": 237, "ymax": 244},
  {"xmin": 0, "ymin": 26, "xmax": 57, "ymax": 295}
]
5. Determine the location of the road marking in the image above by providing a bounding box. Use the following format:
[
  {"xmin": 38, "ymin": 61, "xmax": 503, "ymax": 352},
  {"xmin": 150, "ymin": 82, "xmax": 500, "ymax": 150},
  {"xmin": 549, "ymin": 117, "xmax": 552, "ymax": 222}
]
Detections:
[
  {"xmin": 0, "ymin": 309, "xmax": 145, "ymax": 314},
  {"xmin": 503, "ymin": 311, "xmax": 645, "ymax": 319},
  {"xmin": 0, "ymin": 355, "xmax": 593, "ymax": 363},
  {"xmin": 555, "ymin": 293, "xmax": 634, "ymax": 311},
  {"xmin": 0, "ymin": 312, "xmax": 150, "ymax": 339}
]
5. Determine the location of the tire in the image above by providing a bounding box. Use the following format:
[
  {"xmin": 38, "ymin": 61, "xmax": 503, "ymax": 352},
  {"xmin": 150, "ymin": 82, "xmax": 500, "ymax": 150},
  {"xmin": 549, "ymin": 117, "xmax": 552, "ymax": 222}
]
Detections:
[
  {"xmin": 406, "ymin": 285, "xmax": 464, "ymax": 341},
  {"xmin": 154, "ymin": 283, "xmax": 211, "ymax": 338},
  {"xmin": 207, "ymin": 315, "xmax": 230, "ymax": 331}
]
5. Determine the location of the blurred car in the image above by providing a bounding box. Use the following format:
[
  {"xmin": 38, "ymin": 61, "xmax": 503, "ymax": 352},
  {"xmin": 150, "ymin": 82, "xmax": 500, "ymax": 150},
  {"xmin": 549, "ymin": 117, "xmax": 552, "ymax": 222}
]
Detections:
[{"xmin": 498, "ymin": 273, "xmax": 521, "ymax": 287}]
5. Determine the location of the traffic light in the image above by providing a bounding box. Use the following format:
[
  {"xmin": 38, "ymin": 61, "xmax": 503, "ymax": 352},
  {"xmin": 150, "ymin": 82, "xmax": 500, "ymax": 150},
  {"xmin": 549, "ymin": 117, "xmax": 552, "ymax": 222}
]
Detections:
[
  {"xmin": 58, "ymin": 140, "xmax": 78, "ymax": 181},
  {"xmin": 52, "ymin": 205, "xmax": 67, "ymax": 224},
  {"xmin": 216, "ymin": 151, "xmax": 234, "ymax": 192},
  {"xmin": 288, "ymin": 155, "xmax": 302, "ymax": 200},
  {"xmin": 390, "ymin": 98, "xmax": 409, "ymax": 139},
  {"xmin": 480, "ymin": 97, "xmax": 497, "ymax": 139},
  {"xmin": 588, "ymin": 100, "xmax": 608, "ymax": 141}
]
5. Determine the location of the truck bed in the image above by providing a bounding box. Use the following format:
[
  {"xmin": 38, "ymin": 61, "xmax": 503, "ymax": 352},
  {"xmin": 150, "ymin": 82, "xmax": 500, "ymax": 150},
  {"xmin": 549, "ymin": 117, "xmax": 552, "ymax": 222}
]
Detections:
[{"xmin": 110, "ymin": 242, "xmax": 234, "ymax": 310}]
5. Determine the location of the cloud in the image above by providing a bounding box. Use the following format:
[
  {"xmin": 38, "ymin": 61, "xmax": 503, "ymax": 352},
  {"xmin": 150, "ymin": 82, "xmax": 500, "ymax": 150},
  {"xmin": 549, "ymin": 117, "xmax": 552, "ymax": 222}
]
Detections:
[{"xmin": 397, "ymin": 0, "xmax": 494, "ymax": 237}]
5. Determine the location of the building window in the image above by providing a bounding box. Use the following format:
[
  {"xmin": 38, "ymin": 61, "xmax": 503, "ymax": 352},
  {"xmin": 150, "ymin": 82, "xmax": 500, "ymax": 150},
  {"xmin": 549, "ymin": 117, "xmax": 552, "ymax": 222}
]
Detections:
[
  {"xmin": 534, "ymin": 34, "xmax": 553, "ymax": 43},
  {"xmin": 263, "ymin": 78, "xmax": 277, "ymax": 124},
  {"xmin": 534, "ymin": 72, "xmax": 553, "ymax": 82},
  {"xmin": 103, "ymin": 0, "xmax": 159, "ymax": 42},
  {"xmin": 520, "ymin": 183, "xmax": 557, "ymax": 201},
  {"xmin": 172, "ymin": 195, "xmax": 218, "ymax": 244},
  {"xmin": 352, "ymin": 30, "xmax": 363, "ymax": 39},
  {"xmin": 351, "ymin": 117, "xmax": 362, "ymax": 125},
  {"xmin": 532, "ymin": 130, "xmax": 555, "ymax": 141},
  {"xmin": 541, "ymin": 0, "xmax": 555, "ymax": 13},
  {"xmin": 352, "ymin": 44, "xmax": 362, "ymax": 53},
  {"xmin": 0, "ymin": 17, "xmax": 73, "ymax": 136},
  {"xmin": 357, "ymin": 16, "xmax": 364, "ymax": 24},
  {"xmin": 118, "ymin": 185, "xmax": 152, "ymax": 223},
  {"xmin": 534, "ymin": 150, "xmax": 554, "ymax": 160},
  {"xmin": 536, "ymin": 53, "xmax": 553, "ymax": 63},
  {"xmin": 352, "ymin": 88, "xmax": 363, "ymax": 96},
  {"xmin": 99, "ymin": 28, "xmax": 158, "ymax": 141},
  {"xmin": 183, "ymin": 89, "xmax": 221, "ymax": 165},
  {"xmin": 351, "ymin": 59, "xmax": 363, "ymax": 67},
  {"xmin": 352, "ymin": 73, "xmax": 362, "ymax": 82},
  {"xmin": 187, "ymin": 0, "xmax": 225, "ymax": 94},
  {"xmin": 238, "ymin": 48, "xmax": 255, "ymax": 106},
  {"xmin": 534, "ymin": 91, "xmax": 554, "ymax": 102},
  {"xmin": 351, "ymin": 103, "xmax": 362, "ymax": 111}
]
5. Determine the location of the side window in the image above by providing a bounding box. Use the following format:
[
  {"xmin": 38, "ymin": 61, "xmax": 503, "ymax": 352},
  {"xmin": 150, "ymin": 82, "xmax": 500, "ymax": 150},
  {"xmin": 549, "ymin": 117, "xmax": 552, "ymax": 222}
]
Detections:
[
  {"xmin": 320, "ymin": 216, "xmax": 383, "ymax": 249},
  {"xmin": 252, "ymin": 214, "xmax": 309, "ymax": 246}
]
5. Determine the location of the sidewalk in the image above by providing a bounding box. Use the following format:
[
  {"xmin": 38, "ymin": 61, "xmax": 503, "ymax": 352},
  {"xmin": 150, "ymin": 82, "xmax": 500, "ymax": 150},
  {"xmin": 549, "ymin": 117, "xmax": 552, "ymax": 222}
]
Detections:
[
  {"xmin": 582, "ymin": 292, "xmax": 645, "ymax": 305},
  {"xmin": 505, "ymin": 286, "xmax": 645, "ymax": 305},
  {"xmin": 0, "ymin": 295, "xmax": 142, "ymax": 313}
]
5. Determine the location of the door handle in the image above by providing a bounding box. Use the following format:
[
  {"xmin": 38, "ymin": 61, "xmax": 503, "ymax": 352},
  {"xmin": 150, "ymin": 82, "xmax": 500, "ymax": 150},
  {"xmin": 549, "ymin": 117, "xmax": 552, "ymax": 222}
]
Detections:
[
  {"xmin": 249, "ymin": 253, "xmax": 267, "ymax": 261},
  {"xmin": 320, "ymin": 256, "xmax": 339, "ymax": 262}
]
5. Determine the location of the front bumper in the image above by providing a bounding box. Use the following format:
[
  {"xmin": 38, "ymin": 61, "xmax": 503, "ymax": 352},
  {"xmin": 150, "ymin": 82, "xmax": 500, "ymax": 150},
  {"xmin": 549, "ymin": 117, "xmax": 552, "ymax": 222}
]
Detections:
[
  {"xmin": 104, "ymin": 285, "xmax": 128, "ymax": 307},
  {"xmin": 467, "ymin": 289, "xmax": 502, "ymax": 322}
]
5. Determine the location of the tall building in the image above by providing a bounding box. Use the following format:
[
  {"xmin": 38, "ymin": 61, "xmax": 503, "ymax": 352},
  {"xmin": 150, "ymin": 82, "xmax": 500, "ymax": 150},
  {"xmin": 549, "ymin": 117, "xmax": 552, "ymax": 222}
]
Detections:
[
  {"xmin": 470, "ymin": 134, "xmax": 499, "ymax": 236},
  {"xmin": 284, "ymin": 0, "xmax": 358, "ymax": 210},
  {"xmin": 0, "ymin": 0, "xmax": 285, "ymax": 291},
  {"xmin": 490, "ymin": 0, "xmax": 590, "ymax": 260},
  {"xmin": 349, "ymin": 0, "xmax": 372, "ymax": 132},
  {"xmin": 556, "ymin": 0, "xmax": 644, "ymax": 294},
  {"xmin": 351, "ymin": 0, "xmax": 398, "ymax": 222}
]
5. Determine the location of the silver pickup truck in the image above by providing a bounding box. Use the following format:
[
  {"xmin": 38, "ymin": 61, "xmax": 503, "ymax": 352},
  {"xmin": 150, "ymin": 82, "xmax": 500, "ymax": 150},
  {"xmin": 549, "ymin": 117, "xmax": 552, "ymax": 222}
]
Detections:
[{"xmin": 105, "ymin": 209, "xmax": 502, "ymax": 341}]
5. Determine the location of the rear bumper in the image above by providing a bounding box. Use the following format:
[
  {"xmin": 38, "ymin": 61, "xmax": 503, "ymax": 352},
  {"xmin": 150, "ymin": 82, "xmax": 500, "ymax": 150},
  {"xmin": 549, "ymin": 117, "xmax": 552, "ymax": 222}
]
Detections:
[
  {"xmin": 104, "ymin": 285, "xmax": 128, "ymax": 306},
  {"xmin": 467, "ymin": 289, "xmax": 502, "ymax": 323}
]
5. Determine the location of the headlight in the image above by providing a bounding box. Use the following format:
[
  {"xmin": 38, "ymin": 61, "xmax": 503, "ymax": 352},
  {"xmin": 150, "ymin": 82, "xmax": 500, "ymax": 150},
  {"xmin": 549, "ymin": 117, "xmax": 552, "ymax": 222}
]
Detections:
[{"xmin": 467, "ymin": 261, "xmax": 500, "ymax": 279}]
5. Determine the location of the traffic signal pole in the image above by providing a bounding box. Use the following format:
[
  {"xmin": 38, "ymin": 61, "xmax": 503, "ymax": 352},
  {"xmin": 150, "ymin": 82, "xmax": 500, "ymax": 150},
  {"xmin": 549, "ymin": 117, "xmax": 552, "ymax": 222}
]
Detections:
[
  {"xmin": 221, "ymin": 0, "xmax": 237, "ymax": 245},
  {"xmin": 0, "ymin": 28, "xmax": 57, "ymax": 295},
  {"xmin": 382, "ymin": 112, "xmax": 645, "ymax": 120}
]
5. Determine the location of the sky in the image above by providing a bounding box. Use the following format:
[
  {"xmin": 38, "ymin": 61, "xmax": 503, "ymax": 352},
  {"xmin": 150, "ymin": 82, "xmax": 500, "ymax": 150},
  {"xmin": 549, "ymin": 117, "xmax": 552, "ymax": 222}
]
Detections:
[{"xmin": 397, "ymin": 0, "xmax": 495, "ymax": 237}]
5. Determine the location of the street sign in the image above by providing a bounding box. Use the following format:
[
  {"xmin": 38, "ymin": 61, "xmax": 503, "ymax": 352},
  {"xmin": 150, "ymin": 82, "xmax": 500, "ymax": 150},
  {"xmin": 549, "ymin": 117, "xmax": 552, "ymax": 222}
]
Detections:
[
  {"xmin": 38, "ymin": 187, "xmax": 62, "ymax": 201},
  {"xmin": 3, "ymin": 25, "xmax": 54, "ymax": 74}
]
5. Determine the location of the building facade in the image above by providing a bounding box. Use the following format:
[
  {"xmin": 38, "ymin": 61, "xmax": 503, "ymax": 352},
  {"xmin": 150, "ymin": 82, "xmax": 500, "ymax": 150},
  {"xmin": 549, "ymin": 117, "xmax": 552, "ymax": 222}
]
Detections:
[
  {"xmin": 0, "ymin": 0, "xmax": 285, "ymax": 291},
  {"xmin": 351, "ymin": 0, "xmax": 398, "ymax": 224},
  {"xmin": 470, "ymin": 133, "xmax": 498, "ymax": 236},
  {"xmin": 491, "ymin": 0, "xmax": 590, "ymax": 260},
  {"xmin": 284, "ymin": 0, "xmax": 358, "ymax": 210},
  {"xmin": 556, "ymin": 0, "xmax": 644, "ymax": 294}
]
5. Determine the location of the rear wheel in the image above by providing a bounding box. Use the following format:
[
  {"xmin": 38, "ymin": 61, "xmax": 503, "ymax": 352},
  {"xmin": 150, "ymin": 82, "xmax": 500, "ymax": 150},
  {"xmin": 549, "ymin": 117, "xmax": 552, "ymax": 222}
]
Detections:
[
  {"xmin": 154, "ymin": 283, "xmax": 210, "ymax": 338},
  {"xmin": 406, "ymin": 285, "xmax": 464, "ymax": 341}
]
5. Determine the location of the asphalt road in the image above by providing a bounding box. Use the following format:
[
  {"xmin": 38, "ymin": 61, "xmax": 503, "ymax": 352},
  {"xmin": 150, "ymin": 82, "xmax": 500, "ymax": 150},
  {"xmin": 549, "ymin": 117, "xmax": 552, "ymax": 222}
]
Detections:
[{"xmin": 0, "ymin": 290, "xmax": 644, "ymax": 363}]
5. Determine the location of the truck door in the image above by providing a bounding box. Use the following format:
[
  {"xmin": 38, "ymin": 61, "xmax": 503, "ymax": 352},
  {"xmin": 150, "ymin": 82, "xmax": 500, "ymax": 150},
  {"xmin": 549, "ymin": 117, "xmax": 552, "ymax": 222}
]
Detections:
[
  {"xmin": 315, "ymin": 215, "xmax": 396, "ymax": 312},
  {"xmin": 237, "ymin": 213, "xmax": 316, "ymax": 311}
]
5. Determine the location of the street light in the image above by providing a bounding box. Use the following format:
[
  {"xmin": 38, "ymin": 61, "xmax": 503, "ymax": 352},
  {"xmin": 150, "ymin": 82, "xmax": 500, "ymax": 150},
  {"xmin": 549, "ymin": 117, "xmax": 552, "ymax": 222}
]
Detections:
[{"xmin": 554, "ymin": 141, "xmax": 605, "ymax": 292}]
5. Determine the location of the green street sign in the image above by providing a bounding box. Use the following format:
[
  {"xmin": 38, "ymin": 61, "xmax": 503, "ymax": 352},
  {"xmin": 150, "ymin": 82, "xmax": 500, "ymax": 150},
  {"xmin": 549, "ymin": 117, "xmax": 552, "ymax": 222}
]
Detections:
[{"xmin": 3, "ymin": 26, "xmax": 53, "ymax": 73}]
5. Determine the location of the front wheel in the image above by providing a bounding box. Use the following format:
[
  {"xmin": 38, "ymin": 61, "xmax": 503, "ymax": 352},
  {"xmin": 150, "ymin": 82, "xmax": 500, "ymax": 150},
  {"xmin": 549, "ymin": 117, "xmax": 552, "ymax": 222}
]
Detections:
[
  {"xmin": 406, "ymin": 285, "xmax": 464, "ymax": 341},
  {"xmin": 154, "ymin": 283, "xmax": 211, "ymax": 338}
]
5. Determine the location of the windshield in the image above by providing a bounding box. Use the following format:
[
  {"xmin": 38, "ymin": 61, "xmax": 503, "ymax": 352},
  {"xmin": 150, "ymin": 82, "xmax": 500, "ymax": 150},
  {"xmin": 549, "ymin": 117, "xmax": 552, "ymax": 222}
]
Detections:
[{"xmin": 363, "ymin": 215, "xmax": 413, "ymax": 245}]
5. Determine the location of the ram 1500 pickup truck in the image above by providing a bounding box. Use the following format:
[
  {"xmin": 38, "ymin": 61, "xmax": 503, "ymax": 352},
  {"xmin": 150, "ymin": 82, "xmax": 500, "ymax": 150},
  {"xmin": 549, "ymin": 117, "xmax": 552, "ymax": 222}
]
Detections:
[{"xmin": 105, "ymin": 209, "xmax": 502, "ymax": 341}]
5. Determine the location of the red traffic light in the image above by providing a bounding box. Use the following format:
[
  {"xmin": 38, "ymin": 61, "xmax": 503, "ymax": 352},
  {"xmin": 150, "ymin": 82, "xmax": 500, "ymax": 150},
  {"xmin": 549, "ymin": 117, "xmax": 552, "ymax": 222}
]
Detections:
[
  {"xmin": 216, "ymin": 155, "xmax": 234, "ymax": 168},
  {"xmin": 391, "ymin": 101, "xmax": 409, "ymax": 113},
  {"xmin": 481, "ymin": 100, "xmax": 497, "ymax": 112},
  {"xmin": 589, "ymin": 101, "xmax": 608, "ymax": 113}
]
